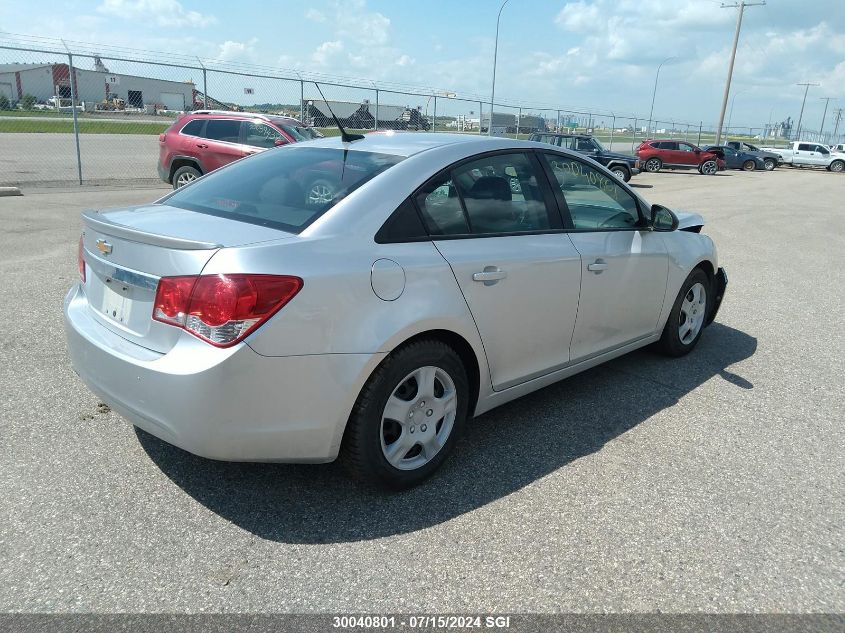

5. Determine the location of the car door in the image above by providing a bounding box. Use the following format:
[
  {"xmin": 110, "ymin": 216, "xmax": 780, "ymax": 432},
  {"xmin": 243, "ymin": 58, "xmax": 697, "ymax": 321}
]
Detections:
[
  {"xmin": 416, "ymin": 150, "xmax": 582, "ymax": 390},
  {"xmin": 539, "ymin": 152, "xmax": 669, "ymax": 361},
  {"xmin": 813, "ymin": 144, "xmax": 832, "ymax": 166},
  {"xmin": 794, "ymin": 143, "xmax": 817, "ymax": 166},
  {"xmin": 201, "ymin": 119, "xmax": 248, "ymax": 172},
  {"xmin": 676, "ymin": 142, "xmax": 700, "ymax": 166}
]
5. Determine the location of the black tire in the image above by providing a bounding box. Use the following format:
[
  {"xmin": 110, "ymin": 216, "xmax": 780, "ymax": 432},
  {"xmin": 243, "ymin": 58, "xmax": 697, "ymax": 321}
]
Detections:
[
  {"xmin": 341, "ymin": 340, "xmax": 470, "ymax": 489},
  {"xmin": 172, "ymin": 165, "xmax": 201, "ymax": 189},
  {"xmin": 656, "ymin": 269, "xmax": 713, "ymax": 357},
  {"xmin": 644, "ymin": 157, "xmax": 662, "ymax": 173},
  {"xmin": 699, "ymin": 160, "xmax": 718, "ymax": 175},
  {"xmin": 610, "ymin": 165, "xmax": 631, "ymax": 182},
  {"xmin": 763, "ymin": 158, "xmax": 776, "ymax": 171},
  {"xmin": 742, "ymin": 159, "xmax": 756, "ymax": 171},
  {"xmin": 829, "ymin": 160, "xmax": 844, "ymax": 173}
]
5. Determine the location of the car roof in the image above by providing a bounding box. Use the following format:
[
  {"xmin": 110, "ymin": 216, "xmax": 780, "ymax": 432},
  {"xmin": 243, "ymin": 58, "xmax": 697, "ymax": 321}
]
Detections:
[
  {"xmin": 292, "ymin": 131, "xmax": 538, "ymax": 158},
  {"xmin": 532, "ymin": 132, "xmax": 590, "ymax": 138},
  {"xmin": 188, "ymin": 110, "xmax": 304, "ymax": 125}
]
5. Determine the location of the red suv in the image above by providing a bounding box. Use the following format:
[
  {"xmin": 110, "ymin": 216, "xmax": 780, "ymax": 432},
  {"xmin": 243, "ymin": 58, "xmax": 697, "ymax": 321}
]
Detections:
[
  {"xmin": 636, "ymin": 140, "xmax": 726, "ymax": 175},
  {"xmin": 158, "ymin": 110, "xmax": 318, "ymax": 188}
]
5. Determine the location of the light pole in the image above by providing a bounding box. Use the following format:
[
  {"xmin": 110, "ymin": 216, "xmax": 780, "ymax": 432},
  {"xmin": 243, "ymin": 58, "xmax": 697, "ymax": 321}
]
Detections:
[
  {"xmin": 646, "ymin": 56, "xmax": 675, "ymax": 138},
  {"xmin": 488, "ymin": 0, "xmax": 510, "ymax": 136},
  {"xmin": 725, "ymin": 89, "xmax": 748, "ymax": 140}
]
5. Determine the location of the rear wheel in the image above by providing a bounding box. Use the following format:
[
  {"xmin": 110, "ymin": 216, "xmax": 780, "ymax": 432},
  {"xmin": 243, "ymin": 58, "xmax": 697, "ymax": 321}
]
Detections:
[
  {"xmin": 172, "ymin": 165, "xmax": 201, "ymax": 189},
  {"xmin": 657, "ymin": 269, "xmax": 712, "ymax": 357},
  {"xmin": 644, "ymin": 157, "xmax": 662, "ymax": 173},
  {"xmin": 742, "ymin": 159, "xmax": 756, "ymax": 171},
  {"xmin": 699, "ymin": 160, "xmax": 718, "ymax": 175},
  {"xmin": 610, "ymin": 165, "xmax": 631, "ymax": 182},
  {"xmin": 341, "ymin": 340, "xmax": 469, "ymax": 489},
  {"xmin": 763, "ymin": 158, "xmax": 776, "ymax": 171},
  {"xmin": 829, "ymin": 160, "xmax": 844, "ymax": 173}
]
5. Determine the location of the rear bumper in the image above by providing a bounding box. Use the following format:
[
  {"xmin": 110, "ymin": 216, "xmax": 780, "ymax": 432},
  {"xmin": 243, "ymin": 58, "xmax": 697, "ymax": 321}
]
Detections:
[
  {"xmin": 64, "ymin": 284, "xmax": 384, "ymax": 462},
  {"xmin": 157, "ymin": 161, "xmax": 170, "ymax": 184},
  {"xmin": 706, "ymin": 267, "xmax": 728, "ymax": 325}
]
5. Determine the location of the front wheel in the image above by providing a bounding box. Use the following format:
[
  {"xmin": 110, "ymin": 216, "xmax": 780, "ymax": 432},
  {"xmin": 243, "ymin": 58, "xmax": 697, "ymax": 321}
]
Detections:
[
  {"xmin": 829, "ymin": 160, "xmax": 844, "ymax": 173},
  {"xmin": 610, "ymin": 165, "xmax": 631, "ymax": 182},
  {"xmin": 699, "ymin": 160, "xmax": 718, "ymax": 175},
  {"xmin": 341, "ymin": 340, "xmax": 469, "ymax": 489},
  {"xmin": 763, "ymin": 158, "xmax": 776, "ymax": 171},
  {"xmin": 656, "ymin": 269, "xmax": 712, "ymax": 357}
]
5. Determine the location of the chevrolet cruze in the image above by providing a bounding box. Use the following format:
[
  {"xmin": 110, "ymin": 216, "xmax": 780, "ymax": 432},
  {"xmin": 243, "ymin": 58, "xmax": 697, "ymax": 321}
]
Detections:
[{"xmin": 65, "ymin": 132, "xmax": 727, "ymax": 489}]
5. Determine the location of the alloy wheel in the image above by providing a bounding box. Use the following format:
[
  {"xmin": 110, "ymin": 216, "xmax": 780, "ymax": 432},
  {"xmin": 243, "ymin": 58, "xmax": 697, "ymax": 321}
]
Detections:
[
  {"xmin": 176, "ymin": 172, "xmax": 197, "ymax": 187},
  {"xmin": 701, "ymin": 161, "xmax": 717, "ymax": 175}
]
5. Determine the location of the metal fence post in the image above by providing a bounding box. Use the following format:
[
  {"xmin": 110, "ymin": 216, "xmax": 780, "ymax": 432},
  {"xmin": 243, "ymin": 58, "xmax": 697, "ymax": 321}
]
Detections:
[
  {"xmin": 375, "ymin": 89, "xmax": 379, "ymax": 131},
  {"xmin": 479, "ymin": 101, "xmax": 483, "ymax": 134},
  {"xmin": 66, "ymin": 52, "xmax": 82, "ymax": 185},
  {"xmin": 202, "ymin": 67, "xmax": 208, "ymax": 108},
  {"xmin": 557, "ymin": 110, "xmax": 561, "ymax": 132},
  {"xmin": 300, "ymin": 80, "xmax": 304, "ymax": 123},
  {"xmin": 516, "ymin": 107, "xmax": 522, "ymax": 139},
  {"xmin": 698, "ymin": 122, "xmax": 702, "ymax": 145},
  {"xmin": 632, "ymin": 117, "xmax": 638, "ymax": 154},
  {"xmin": 433, "ymin": 96, "xmax": 437, "ymax": 133},
  {"xmin": 609, "ymin": 115, "xmax": 615, "ymax": 148}
]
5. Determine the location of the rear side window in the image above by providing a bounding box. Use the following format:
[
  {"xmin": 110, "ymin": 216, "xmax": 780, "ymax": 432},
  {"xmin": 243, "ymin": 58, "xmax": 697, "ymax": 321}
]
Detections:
[
  {"xmin": 204, "ymin": 119, "xmax": 242, "ymax": 143},
  {"xmin": 375, "ymin": 200, "xmax": 427, "ymax": 243},
  {"xmin": 164, "ymin": 147, "xmax": 404, "ymax": 234},
  {"xmin": 180, "ymin": 119, "xmax": 204, "ymax": 136},
  {"xmin": 415, "ymin": 152, "xmax": 554, "ymax": 236}
]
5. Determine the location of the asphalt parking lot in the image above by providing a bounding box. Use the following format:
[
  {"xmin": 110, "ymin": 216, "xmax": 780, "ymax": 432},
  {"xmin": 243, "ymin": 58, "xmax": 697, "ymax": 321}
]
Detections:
[{"xmin": 1, "ymin": 168, "xmax": 843, "ymax": 613}]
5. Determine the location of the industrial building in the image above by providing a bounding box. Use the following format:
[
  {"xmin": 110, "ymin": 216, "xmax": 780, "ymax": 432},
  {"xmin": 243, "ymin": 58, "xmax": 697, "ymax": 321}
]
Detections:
[
  {"xmin": 0, "ymin": 59, "xmax": 195, "ymax": 111},
  {"xmin": 481, "ymin": 111, "xmax": 547, "ymax": 134},
  {"xmin": 303, "ymin": 98, "xmax": 430, "ymax": 130}
]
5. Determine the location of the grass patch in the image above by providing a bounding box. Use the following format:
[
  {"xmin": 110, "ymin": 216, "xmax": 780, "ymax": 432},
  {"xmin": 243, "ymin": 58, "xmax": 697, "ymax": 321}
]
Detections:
[{"xmin": 0, "ymin": 119, "xmax": 169, "ymax": 134}]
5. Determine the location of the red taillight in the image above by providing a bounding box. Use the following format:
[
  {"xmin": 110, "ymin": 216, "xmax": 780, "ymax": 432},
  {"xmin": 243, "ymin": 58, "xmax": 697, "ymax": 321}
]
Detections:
[
  {"xmin": 152, "ymin": 274, "xmax": 302, "ymax": 347},
  {"xmin": 78, "ymin": 236, "xmax": 86, "ymax": 282}
]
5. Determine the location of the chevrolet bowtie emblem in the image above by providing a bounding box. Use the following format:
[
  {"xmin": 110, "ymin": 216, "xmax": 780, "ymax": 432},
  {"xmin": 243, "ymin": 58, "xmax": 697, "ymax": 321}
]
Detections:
[{"xmin": 96, "ymin": 239, "xmax": 113, "ymax": 255}]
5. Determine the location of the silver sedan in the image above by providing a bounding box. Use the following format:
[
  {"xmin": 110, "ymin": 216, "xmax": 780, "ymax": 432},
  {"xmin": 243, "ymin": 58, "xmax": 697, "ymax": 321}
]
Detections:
[{"xmin": 64, "ymin": 132, "xmax": 727, "ymax": 489}]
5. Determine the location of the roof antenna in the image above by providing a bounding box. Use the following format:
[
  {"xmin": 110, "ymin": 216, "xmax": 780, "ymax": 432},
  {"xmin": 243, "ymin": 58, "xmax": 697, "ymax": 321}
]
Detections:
[{"xmin": 313, "ymin": 82, "xmax": 365, "ymax": 143}]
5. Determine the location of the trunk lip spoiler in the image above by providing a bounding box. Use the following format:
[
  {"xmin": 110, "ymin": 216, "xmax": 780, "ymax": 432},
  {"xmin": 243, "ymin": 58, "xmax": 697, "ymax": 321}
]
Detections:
[{"xmin": 82, "ymin": 209, "xmax": 223, "ymax": 251}]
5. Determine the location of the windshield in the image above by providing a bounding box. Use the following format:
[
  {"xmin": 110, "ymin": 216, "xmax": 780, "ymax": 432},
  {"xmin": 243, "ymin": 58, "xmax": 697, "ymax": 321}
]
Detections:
[
  {"xmin": 163, "ymin": 147, "xmax": 404, "ymax": 233},
  {"xmin": 276, "ymin": 123, "xmax": 312, "ymax": 142}
]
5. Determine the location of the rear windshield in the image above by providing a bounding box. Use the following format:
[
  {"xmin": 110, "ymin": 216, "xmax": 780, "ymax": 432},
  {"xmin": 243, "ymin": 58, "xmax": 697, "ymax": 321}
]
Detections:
[{"xmin": 163, "ymin": 147, "xmax": 403, "ymax": 233}]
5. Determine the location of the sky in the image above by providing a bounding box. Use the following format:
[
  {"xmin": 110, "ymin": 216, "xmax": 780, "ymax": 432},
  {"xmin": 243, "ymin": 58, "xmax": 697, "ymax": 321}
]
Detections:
[{"xmin": 1, "ymin": 0, "xmax": 844, "ymax": 130}]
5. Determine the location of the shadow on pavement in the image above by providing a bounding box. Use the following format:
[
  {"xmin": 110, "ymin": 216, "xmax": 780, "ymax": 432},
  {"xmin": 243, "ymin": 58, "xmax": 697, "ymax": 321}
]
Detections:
[{"xmin": 138, "ymin": 322, "xmax": 756, "ymax": 544}]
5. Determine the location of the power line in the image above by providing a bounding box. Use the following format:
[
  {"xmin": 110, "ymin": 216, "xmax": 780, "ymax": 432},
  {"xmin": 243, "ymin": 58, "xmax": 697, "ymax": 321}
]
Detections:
[{"xmin": 715, "ymin": 1, "xmax": 766, "ymax": 145}]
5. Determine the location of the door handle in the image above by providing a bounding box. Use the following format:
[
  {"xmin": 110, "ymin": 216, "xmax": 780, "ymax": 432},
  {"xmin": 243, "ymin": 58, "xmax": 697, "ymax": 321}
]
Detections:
[
  {"xmin": 196, "ymin": 143, "xmax": 208, "ymax": 149},
  {"xmin": 587, "ymin": 260, "xmax": 609, "ymax": 273},
  {"xmin": 472, "ymin": 269, "xmax": 507, "ymax": 283}
]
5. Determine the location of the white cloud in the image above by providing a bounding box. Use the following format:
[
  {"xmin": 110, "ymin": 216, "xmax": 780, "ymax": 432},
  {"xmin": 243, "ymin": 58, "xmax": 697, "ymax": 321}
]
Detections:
[
  {"xmin": 312, "ymin": 40, "xmax": 344, "ymax": 66},
  {"xmin": 395, "ymin": 54, "xmax": 414, "ymax": 67},
  {"xmin": 216, "ymin": 38, "xmax": 258, "ymax": 62},
  {"xmin": 305, "ymin": 8, "xmax": 326, "ymax": 22},
  {"xmin": 97, "ymin": 0, "xmax": 216, "ymax": 28}
]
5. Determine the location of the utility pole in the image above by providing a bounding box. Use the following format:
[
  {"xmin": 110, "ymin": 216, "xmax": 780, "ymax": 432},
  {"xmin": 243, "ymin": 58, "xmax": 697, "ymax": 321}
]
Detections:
[
  {"xmin": 832, "ymin": 108, "xmax": 844, "ymax": 141},
  {"xmin": 819, "ymin": 96, "xmax": 833, "ymax": 138},
  {"xmin": 715, "ymin": 1, "xmax": 765, "ymax": 145},
  {"xmin": 795, "ymin": 82, "xmax": 820, "ymax": 140}
]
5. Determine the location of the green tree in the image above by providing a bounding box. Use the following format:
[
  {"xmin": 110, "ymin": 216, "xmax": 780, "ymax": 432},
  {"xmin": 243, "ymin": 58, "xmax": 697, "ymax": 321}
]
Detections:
[
  {"xmin": 0, "ymin": 94, "xmax": 10, "ymax": 110},
  {"xmin": 20, "ymin": 94, "xmax": 37, "ymax": 110}
]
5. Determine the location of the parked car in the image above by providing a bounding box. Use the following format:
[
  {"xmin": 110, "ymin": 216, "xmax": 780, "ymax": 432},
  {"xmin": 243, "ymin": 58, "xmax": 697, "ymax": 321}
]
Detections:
[
  {"xmin": 830, "ymin": 143, "xmax": 845, "ymax": 153},
  {"xmin": 529, "ymin": 132, "xmax": 641, "ymax": 182},
  {"xmin": 758, "ymin": 141, "xmax": 845, "ymax": 172},
  {"xmin": 703, "ymin": 145, "xmax": 765, "ymax": 171},
  {"xmin": 66, "ymin": 133, "xmax": 727, "ymax": 489},
  {"xmin": 636, "ymin": 140, "xmax": 726, "ymax": 175},
  {"xmin": 724, "ymin": 141, "xmax": 781, "ymax": 171},
  {"xmin": 158, "ymin": 110, "xmax": 316, "ymax": 188}
]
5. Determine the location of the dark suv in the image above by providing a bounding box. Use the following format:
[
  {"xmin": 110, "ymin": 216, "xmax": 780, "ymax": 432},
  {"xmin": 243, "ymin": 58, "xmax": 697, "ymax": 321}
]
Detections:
[
  {"xmin": 529, "ymin": 133, "xmax": 640, "ymax": 181},
  {"xmin": 158, "ymin": 110, "xmax": 317, "ymax": 188}
]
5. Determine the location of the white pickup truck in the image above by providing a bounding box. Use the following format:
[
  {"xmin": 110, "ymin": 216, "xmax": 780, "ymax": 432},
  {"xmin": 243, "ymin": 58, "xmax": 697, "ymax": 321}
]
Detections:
[{"xmin": 760, "ymin": 141, "xmax": 845, "ymax": 172}]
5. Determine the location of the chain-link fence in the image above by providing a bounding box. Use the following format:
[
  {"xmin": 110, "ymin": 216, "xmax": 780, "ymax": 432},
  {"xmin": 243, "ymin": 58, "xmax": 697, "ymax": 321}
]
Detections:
[{"xmin": 1, "ymin": 35, "xmax": 841, "ymax": 188}]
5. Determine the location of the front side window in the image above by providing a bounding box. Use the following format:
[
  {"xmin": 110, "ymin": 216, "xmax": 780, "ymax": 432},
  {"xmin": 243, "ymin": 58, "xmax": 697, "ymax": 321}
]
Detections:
[
  {"xmin": 163, "ymin": 147, "xmax": 403, "ymax": 233},
  {"xmin": 798, "ymin": 143, "xmax": 813, "ymax": 151},
  {"xmin": 815, "ymin": 145, "xmax": 830, "ymax": 155},
  {"xmin": 542, "ymin": 153, "xmax": 641, "ymax": 230},
  {"xmin": 204, "ymin": 119, "xmax": 242, "ymax": 143},
  {"xmin": 244, "ymin": 122, "xmax": 283, "ymax": 148},
  {"xmin": 415, "ymin": 152, "xmax": 553, "ymax": 236},
  {"xmin": 678, "ymin": 143, "xmax": 696, "ymax": 153}
]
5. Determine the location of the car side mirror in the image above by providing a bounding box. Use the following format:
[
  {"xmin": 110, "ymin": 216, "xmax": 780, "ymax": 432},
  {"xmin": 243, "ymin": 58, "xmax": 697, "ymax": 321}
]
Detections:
[
  {"xmin": 274, "ymin": 138, "xmax": 288, "ymax": 147},
  {"xmin": 651, "ymin": 204, "xmax": 678, "ymax": 232}
]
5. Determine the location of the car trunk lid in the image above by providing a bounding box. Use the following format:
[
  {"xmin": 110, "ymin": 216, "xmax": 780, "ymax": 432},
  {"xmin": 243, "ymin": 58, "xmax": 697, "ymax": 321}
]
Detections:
[{"xmin": 80, "ymin": 204, "xmax": 294, "ymax": 353}]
